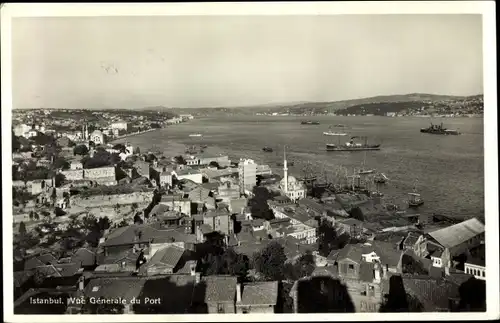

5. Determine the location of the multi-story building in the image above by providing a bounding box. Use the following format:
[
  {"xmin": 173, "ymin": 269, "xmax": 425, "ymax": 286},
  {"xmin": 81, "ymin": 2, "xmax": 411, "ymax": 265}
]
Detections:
[
  {"xmin": 238, "ymin": 159, "xmax": 257, "ymax": 195},
  {"xmin": 111, "ymin": 121, "xmax": 128, "ymax": 132}
]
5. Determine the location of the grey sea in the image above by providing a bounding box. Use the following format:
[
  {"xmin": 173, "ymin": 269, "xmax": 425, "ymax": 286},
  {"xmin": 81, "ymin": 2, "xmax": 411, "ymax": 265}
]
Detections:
[{"xmin": 118, "ymin": 115, "xmax": 484, "ymax": 221}]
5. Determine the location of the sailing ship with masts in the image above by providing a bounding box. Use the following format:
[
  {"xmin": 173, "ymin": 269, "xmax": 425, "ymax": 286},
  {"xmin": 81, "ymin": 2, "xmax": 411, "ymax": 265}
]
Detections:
[
  {"xmin": 408, "ymin": 180, "xmax": 424, "ymax": 208},
  {"xmin": 358, "ymin": 151, "xmax": 375, "ymax": 175}
]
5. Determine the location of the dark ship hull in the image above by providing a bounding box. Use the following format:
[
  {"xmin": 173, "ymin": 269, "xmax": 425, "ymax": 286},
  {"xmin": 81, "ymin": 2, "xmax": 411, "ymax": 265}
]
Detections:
[
  {"xmin": 326, "ymin": 144, "xmax": 381, "ymax": 151},
  {"xmin": 301, "ymin": 121, "xmax": 320, "ymax": 125},
  {"xmin": 420, "ymin": 128, "xmax": 460, "ymax": 135},
  {"xmin": 408, "ymin": 201, "xmax": 424, "ymax": 208},
  {"xmin": 262, "ymin": 147, "xmax": 273, "ymax": 152}
]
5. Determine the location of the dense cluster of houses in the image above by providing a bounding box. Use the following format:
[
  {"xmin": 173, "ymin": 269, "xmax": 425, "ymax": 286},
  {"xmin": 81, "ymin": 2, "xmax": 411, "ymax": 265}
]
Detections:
[{"xmin": 12, "ymin": 117, "xmax": 487, "ymax": 314}]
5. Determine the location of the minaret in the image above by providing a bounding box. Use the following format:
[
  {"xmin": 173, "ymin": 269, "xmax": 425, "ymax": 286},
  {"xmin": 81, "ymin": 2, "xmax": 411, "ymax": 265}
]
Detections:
[{"xmin": 283, "ymin": 145, "xmax": 288, "ymax": 193}]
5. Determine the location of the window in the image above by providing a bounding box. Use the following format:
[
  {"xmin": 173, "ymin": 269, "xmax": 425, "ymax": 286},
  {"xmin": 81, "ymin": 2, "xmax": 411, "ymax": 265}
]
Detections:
[
  {"xmin": 217, "ymin": 303, "xmax": 224, "ymax": 313},
  {"xmin": 368, "ymin": 285, "xmax": 375, "ymax": 297},
  {"xmin": 483, "ymin": 271, "xmax": 485, "ymax": 278}
]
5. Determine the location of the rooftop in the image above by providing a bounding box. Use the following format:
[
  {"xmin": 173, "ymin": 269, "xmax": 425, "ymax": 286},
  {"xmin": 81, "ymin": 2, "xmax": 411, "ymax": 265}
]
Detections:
[
  {"xmin": 427, "ymin": 217, "xmax": 484, "ymax": 249},
  {"xmin": 101, "ymin": 224, "xmax": 197, "ymax": 247},
  {"xmin": 239, "ymin": 281, "xmax": 279, "ymax": 306},
  {"xmin": 147, "ymin": 245, "xmax": 185, "ymax": 269},
  {"xmin": 200, "ymin": 275, "xmax": 237, "ymax": 303}
]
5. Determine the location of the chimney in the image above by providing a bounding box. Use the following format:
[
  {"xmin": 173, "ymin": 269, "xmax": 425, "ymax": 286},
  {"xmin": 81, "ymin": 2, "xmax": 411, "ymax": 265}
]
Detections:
[
  {"xmin": 236, "ymin": 283, "xmax": 242, "ymax": 303},
  {"xmin": 78, "ymin": 276, "xmax": 85, "ymax": 291}
]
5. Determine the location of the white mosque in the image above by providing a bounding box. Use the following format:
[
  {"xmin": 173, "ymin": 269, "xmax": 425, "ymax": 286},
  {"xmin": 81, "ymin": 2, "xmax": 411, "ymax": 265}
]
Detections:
[{"xmin": 279, "ymin": 146, "xmax": 306, "ymax": 201}]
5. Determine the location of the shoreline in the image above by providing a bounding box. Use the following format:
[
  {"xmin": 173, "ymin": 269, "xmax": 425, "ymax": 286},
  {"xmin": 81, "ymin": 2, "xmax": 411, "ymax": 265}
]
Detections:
[{"xmin": 109, "ymin": 128, "xmax": 159, "ymax": 143}]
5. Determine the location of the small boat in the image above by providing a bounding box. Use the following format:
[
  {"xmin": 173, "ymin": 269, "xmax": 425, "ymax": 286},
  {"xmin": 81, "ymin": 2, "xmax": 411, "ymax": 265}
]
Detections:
[
  {"xmin": 262, "ymin": 147, "xmax": 273, "ymax": 152},
  {"xmin": 189, "ymin": 133, "xmax": 202, "ymax": 137},
  {"xmin": 324, "ymin": 125, "xmax": 347, "ymax": 136},
  {"xmin": 301, "ymin": 121, "xmax": 320, "ymax": 125},
  {"xmin": 374, "ymin": 173, "xmax": 389, "ymax": 184},
  {"xmin": 324, "ymin": 131, "xmax": 347, "ymax": 136},
  {"xmin": 408, "ymin": 192, "xmax": 424, "ymax": 208},
  {"xmin": 358, "ymin": 151, "xmax": 375, "ymax": 174},
  {"xmin": 200, "ymin": 145, "xmax": 208, "ymax": 149},
  {"xmin": 408, "ymin": 180, "xmax": 424, "ymax": 208},
  {"xmin": 277, "ymin": 161, "xmax": 294, "ymax": 167}
]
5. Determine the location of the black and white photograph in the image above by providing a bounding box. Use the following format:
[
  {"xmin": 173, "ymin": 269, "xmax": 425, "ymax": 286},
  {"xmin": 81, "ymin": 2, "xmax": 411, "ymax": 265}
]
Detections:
[{"xmin": 2, "ymin": 2, "xmax": 498, "ymax": 321}]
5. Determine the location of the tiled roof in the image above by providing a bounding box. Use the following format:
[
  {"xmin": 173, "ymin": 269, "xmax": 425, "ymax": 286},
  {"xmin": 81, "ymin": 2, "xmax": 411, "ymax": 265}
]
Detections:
[
  {"xmin": 329, "ymin": 241, "xmax": 402, "ymax": 268},
  {"xmin": 35, "ymin": 263, "xmax": 81, "ymax": 278},
  {"xmin": 239, "ymin": 281, "xmax": 278, "ymax": 306},
  {"xmin": 298, "ymin": 198, "xmax": 327, "ymax": 214},
  {"xmin": 403, "ymin": 232, "xmax": 421, "ymax": 246},
  {"xmin": 148, "ymin": 245, "xmax": 185, "ymax": 269},
  {"xmin": 149, "ymin": 204, "xmax": 170, "ymax": 217},
  {"xmin": 102, "ymin": 224, "xmax": 196, "ymax": 246},
  {"xmin": 14, "ymin": 271, "xmax": 34, "ymax": 288},
  {"xmin": 427, "ymin": 217, "xmax": 484, "ymax": 249},
  {"xmin": 402, "ymin": 276, "xmax": 460, "ymax": 311},
  {"xmin": 71, "ymin": 248, "xmax": 96, "ymax": 267},
  {"xmin": 201, "ymin": 276, "xmax": 237, "ymax": 303},
  {"xmin": 199, "ymin": 224, "xmax": 214, "ymax": 235},
  {"xmin": 176, "ymin": 169, "xmax": 201, "ymax": 176},
  {"xmin": 359, "ymin": 262, "xmax": 376, "ymax": 282},
  {"xmin": 229, "ymin": 198, "xmax": 248, "ymax": 214},
  {"xmin": 138, "ymin": 275, "xmax": 197, "ymax": 313},
  {"xmin": 24, "ymin": 253, "xmax": 58, "ymax": 271}
]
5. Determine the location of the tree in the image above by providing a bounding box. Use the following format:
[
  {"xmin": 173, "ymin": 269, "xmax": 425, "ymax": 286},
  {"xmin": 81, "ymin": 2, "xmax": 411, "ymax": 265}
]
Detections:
[
  {"xmin": 248, "ymin": 186, "xmax": 278, "ymax": 220},
  {"xmin": 73, "ymin": 144, "xmax": 89, "ymax": 156},
  {"xmin": 41, "ymin": 210, "xmax": 51, "ymax": 218},
  {"xmin": 12, "ymin": 133, "xmax": 20, "ymax": 152},
  {"xmin": 33, "ymin": 268, "xmax": 48, "ymax": 286},
  {"xmin": 54, "ymin": 173, "xmax": 66, "ymax": 187},
  {"xmin": 350, "ymin": 207, "xmax": 364, "ymax": 221},
  {"xmin": 174, "ymin": 155, "xmax": 186, "ymax": 165},
  {"xmin": 209, "ymin": 161, "xmax": 220, "ymax": 168},
  {"xmin": 401, "ymin": 254, "xmax": 429, "ymax": 275},
  {"xmin": 205, "ymin": 248, "xmax": 250, "ymax": 283},
  {"xmin": 98, "ymin": 216, "xmax": 112, "ymax": 231},
  {"xmin": 112, "ymin": 143, "xmax": 126, "ymax": 153},
  {"xmin": 54, "ymin": 207, "xmax": 66, "ymax": 217},
  {"xmin": 134, "ymin": 213, "xmax": 144, "ymax": 225},
  {"xmin": 131, "ymin": 203, "xmax": 138, "ymax": 212},
  {"xmin": 284, "ymin": 251, "xmax": 316, "ymax": 281},
  {"xmin": 52, "ymin": 156, "xmax": 70, "ymax": 170},
  {"xmin": 18, "ymin": 221, "xmax": 27, "ymax": 235},
  {"xmin": 317, "ymin": 220, "xmax": 338, "ymax": 257},
  {"xmin": 253, "ymin": 241, "xmax": 288, "ymax": 281}
]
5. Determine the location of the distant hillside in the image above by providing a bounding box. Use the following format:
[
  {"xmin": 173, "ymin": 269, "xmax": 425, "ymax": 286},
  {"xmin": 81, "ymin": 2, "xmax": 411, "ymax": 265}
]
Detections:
[{"xmin": 169, "ymin": 93, "xmax": 480, "ymax": 116}]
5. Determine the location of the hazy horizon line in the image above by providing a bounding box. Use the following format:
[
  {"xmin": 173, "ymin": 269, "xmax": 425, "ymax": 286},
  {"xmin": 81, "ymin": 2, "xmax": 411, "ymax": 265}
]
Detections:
[{"xmin": 12, "ymin": 91, "xmax": 484, "ymax": 111}]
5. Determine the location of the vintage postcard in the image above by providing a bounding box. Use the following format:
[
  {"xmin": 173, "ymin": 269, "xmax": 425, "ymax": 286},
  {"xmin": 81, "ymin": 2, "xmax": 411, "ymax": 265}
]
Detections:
[{"xmin": 2, "ymin": 2, "xmax": 498, "ymax": 322}]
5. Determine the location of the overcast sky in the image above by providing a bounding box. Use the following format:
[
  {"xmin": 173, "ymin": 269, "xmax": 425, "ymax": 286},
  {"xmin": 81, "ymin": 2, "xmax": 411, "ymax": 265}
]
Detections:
[{"xmin": 12, "ymin": 15, "xmax": 483, "ymax": 109}]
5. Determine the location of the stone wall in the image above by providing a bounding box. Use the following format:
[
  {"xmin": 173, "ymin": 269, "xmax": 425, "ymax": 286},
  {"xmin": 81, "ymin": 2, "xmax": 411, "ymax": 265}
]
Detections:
[
  {"xmin": 61, "ymin": 169, "xmax": 84, "ymax": 181},
  {"xmin": 84, "ymin": 167, "xmax": 115, "ymax": 179},
  {"xmin": 70, "ymin": 191, "xmax": 154, "ymax": 208}
]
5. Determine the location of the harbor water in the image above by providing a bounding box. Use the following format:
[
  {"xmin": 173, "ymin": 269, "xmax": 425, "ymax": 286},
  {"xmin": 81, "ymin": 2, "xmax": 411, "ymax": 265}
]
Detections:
[{"xmin": 118, "ymin": 115, "xmax": 484, "ymax": 221}]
